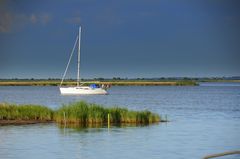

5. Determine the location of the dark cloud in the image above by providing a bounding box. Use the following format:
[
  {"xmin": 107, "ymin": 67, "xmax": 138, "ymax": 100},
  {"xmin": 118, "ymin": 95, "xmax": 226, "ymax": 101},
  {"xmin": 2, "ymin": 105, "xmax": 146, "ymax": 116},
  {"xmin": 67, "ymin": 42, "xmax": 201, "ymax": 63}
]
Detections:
[
  {"xmin": 0, "ymin": 11, "xmax": 52, "ymax": 33},
  {"xmin": 0, "ymin": 12, "xmax": 13, "ymax": 33},
  {"xmin": 0, "ymin": 0, "xmax": 240, "ymax": 78},
  {"xmin": 65, "ymin": 16, "xmax": 81, "ymax": 24},
  {"xmin": 30, "ymin": 14, "xmax": 37, "ymax": 23},
  {"xmin": 96, "ymin": 14, "xmax": 125, "ymax": 26},
  {"xmin": 39, "ymin": 14, "xmax": 51, "ymax": 25}
]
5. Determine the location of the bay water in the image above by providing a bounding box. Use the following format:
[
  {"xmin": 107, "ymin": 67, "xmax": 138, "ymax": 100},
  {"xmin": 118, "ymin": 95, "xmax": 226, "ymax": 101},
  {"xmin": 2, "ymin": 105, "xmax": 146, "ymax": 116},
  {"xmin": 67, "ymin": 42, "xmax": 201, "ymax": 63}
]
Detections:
[{"xmin": 0, "ymin": 83, "xmax": 239, "ymax": 159}]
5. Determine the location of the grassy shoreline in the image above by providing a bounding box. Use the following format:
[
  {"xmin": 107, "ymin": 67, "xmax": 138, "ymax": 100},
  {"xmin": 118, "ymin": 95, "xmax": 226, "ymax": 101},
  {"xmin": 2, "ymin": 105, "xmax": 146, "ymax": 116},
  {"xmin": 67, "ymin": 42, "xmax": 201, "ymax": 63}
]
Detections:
[
  {"xmin": 0, "ymin": 80, "xmax": 198, "ymax": 86},
  {"xmin": 0, "ymin": 102, "xmax": 164, "ymax": 126}
]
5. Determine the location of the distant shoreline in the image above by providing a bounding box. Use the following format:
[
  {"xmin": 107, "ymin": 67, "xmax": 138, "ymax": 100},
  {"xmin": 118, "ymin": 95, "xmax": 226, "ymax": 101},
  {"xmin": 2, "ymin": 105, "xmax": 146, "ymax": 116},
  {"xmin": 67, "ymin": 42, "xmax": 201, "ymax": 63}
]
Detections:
[
  {"xmin": 0, "ymin": 80, "xmax": 199, "ymax": 86},
  {"xmin": 0, "ymin": 79, "xmax": 240, "ymax": 86}
]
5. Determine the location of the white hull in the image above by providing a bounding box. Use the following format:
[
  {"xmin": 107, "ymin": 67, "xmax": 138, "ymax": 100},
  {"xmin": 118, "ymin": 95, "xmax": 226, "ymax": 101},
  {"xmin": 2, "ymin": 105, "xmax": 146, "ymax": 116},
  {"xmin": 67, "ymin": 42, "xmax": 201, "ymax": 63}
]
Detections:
[
  {"xmin": 59, "ymin": 27, "xmax": 109, "ymax": 95},
  {"xmin": 60, "ymin": 86, "xmax": 108, "ymax": 95}
]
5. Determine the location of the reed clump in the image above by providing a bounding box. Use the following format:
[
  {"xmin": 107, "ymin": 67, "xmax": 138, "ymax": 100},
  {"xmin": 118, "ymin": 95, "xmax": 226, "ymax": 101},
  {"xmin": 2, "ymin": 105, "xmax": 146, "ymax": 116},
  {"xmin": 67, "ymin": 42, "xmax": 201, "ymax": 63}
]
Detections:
[
  {"xmin": 54, "ymin": 101, "xmax": 161, "ymax": 126},
  {"xmin": 0, "ymin": 103, "xmax": 53, "ymax": 121},
  {"xmin": 0, "ymin": 101, "xmax": 161, "ymax": 126}
]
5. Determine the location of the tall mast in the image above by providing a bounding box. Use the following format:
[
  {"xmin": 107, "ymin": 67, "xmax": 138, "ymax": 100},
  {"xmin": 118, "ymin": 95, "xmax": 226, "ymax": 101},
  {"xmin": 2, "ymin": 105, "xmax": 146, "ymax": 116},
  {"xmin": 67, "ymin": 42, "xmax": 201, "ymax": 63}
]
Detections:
[{"xmin": 77, "ymin": 26, "xmax": 81, "ymax": 86}]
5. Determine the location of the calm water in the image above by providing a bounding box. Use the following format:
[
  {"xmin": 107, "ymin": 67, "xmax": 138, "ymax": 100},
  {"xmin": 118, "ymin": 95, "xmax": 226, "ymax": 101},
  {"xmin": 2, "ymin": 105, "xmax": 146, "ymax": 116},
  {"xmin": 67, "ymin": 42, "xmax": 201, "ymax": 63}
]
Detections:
[{"xmin": 0, "ymin": 83, "xmax": 240, "ymax": 159}]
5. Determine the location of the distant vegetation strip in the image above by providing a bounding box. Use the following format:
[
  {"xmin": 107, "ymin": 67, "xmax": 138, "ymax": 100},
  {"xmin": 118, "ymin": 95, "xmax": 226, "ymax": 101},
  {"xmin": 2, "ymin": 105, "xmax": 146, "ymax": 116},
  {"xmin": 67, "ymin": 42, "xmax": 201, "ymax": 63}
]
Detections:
[
  {"xmin": 0, "ymin": 80, "xmax": 198, "ymax": 86},
  {"xmin": 0, "ymin": 101, "xmax": 162, "ymax": 126}
]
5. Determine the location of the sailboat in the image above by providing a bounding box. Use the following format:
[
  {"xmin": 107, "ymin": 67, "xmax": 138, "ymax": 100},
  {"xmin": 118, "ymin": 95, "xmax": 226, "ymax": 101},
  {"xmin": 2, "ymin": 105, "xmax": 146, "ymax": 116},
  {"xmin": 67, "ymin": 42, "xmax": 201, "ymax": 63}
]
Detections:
[{"xmin": 59, "ymin": 26, "xmax": 108, "ymax": 95}]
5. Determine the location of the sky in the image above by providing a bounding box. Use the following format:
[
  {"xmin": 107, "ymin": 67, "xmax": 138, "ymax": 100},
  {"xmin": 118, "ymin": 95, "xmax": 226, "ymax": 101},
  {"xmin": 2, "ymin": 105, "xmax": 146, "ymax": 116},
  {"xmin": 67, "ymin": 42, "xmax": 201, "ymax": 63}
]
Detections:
[{"xmin": 0, "ymin": 0, "xmax": 240, "ymax": 79}]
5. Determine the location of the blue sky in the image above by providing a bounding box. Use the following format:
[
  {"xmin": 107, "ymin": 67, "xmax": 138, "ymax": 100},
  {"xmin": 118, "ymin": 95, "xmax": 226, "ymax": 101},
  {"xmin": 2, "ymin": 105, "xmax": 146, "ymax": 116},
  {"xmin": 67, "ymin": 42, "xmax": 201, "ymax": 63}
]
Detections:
[{"xmin": 0, "ymin": 0, "xmax": 239, "ymax": 79}]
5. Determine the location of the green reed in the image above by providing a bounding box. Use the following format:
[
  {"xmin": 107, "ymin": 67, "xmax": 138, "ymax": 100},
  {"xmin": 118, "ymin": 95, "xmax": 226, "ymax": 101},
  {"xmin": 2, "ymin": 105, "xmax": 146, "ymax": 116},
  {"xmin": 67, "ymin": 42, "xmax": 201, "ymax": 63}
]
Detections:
[
  {"xmin": 54, "ymin": 101, "xmax": 160, "ymax": 125},
  {"xmin": 0, "ymin": 103, "xmax": 53, "ymax": 120},
  {"xmin": 0, "ymin": 101, "xmax": 161, "ymax": 126}
]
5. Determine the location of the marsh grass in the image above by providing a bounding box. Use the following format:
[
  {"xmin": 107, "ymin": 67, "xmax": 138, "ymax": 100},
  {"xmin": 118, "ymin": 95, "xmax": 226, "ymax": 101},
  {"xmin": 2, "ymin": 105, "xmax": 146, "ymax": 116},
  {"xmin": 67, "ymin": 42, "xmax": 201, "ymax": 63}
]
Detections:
[
  {"xmin": 175, "ymin": 80, "xmax": 198, "ymax": 86},
  {"xmin": 0, "ymin": 103, "xmax": 53, "ymax": 121},
  {"xmin": 54, "ymin": 101, "xmax": 161, "ymax": 126},
  {"xmin": 0, "ymin": 101, "xmax": 161, "ymax": 126}
]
